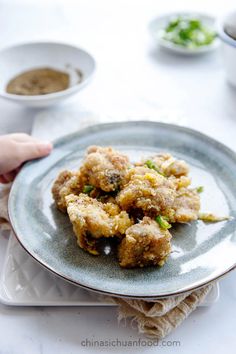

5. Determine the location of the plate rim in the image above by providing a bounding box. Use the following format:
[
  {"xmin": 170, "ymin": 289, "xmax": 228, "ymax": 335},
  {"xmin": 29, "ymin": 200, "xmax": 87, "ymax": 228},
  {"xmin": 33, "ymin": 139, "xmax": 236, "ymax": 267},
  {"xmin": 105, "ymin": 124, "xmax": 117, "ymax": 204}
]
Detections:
[{"xmin": 8, "ymin": 121, "xmax": 236, "ymax": 299}]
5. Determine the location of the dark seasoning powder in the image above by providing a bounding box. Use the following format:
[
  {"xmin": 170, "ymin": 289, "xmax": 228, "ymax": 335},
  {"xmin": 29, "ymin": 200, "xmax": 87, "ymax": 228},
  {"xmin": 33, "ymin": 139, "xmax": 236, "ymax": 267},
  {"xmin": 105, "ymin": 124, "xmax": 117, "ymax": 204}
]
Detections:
[{"xmin": 6, "ymin": 67, "xmax": 71, "ymax": 95}]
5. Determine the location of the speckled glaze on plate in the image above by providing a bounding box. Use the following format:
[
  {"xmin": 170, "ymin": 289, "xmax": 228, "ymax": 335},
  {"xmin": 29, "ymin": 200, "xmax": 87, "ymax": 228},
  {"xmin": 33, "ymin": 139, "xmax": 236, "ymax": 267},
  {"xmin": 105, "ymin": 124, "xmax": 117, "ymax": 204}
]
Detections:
[{"xmin": 8, "ymin": 122, "xmax": 236, "ymax": 299}]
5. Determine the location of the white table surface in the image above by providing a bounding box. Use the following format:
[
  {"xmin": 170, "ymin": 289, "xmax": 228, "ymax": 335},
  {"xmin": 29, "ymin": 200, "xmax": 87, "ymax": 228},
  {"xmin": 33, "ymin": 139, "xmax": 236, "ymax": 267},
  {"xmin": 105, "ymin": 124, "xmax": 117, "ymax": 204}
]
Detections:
[{"xmin": 0, "ymin": 0, "xmax": 236, "ymax": 353}]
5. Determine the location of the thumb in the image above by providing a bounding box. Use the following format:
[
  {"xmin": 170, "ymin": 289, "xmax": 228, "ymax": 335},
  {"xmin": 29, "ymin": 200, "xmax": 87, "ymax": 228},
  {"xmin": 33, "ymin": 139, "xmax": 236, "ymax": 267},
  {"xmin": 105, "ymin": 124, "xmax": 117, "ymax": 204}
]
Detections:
[{"xmin": 17, "ymin": 142, "xmax": 53, "ymax": 164}]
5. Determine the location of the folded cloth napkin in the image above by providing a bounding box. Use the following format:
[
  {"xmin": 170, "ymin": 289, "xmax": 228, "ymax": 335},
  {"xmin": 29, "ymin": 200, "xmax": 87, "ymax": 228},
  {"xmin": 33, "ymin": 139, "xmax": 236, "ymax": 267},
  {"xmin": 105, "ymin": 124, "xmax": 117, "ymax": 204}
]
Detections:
[
  {"xmin": 0, "ymin": 184, "xmax": 213, "ymax": 339},
  {"xmin": 0, "ymin": 185, "xmax": 11, "ymax": 231}
]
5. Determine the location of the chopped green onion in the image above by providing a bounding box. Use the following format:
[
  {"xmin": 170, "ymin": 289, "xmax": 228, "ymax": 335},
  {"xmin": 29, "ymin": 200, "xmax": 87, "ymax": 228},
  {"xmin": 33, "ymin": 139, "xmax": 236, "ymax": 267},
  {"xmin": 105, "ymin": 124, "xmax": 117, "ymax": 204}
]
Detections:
[
  {"xmin": 145, "ymin": 160, "xmax": 164, "ymax": 176},
  {"xmin": 156, "ymin": 215, "xmax": 172, "ymax": 229},
  {"xmin": 161, "ymin": 16, "xmax": 216, "ymax": 49},
  {"xmin": 145, "ymin": 160, "xmax": 157, "ymax": 170},
  {"xmin": 196, "ymin": 186, "xmax": 204, "ymax": 193},
  {"xmin": 162, "ymin": 216, "xmax": 169, "ymax": 221},
  {"xmin": 83, "ymin": 185, "xmax": 94, "ymax": 194}
]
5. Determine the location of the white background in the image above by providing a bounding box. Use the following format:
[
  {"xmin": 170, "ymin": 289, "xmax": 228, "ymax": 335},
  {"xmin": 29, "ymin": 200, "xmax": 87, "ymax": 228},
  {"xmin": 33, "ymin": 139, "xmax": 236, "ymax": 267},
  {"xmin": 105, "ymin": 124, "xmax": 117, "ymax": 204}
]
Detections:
[{"xmin": 0, "ymin": 0, "xmax": 236, "ymax": 353}]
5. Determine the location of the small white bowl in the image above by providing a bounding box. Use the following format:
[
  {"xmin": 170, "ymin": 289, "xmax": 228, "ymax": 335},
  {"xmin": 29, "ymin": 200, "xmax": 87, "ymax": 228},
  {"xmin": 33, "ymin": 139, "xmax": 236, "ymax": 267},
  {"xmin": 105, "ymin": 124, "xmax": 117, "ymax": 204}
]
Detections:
[
  {"xmin": 149, "ymin": 12, "xmax": 219, "ymax": 55},
  {"xmin": 0, "ymin": 42, "xmax": 96, "ymax": 107},
  {"xmin": 217, "ymin": 13, "xmax": 236, "ymax": 87}
]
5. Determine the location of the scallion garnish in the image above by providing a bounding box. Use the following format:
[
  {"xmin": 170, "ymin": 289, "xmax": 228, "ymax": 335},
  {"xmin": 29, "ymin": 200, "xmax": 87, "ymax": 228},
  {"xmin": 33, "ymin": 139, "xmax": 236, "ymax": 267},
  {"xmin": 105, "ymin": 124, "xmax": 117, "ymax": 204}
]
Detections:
[
  {"xmin": 196, "ymin": 186, "xmax": 204, "ymax": 193},
  {"xmin": 83, "ymin": 185, "xmax": 94, "ymax": 194},
  {"xmin": 156, "ymin": 215, "xmax": 172, "ymax": 229},
  {"xmin": 145, "ymin": 160, "xmax": 164, "ymax": 176}
]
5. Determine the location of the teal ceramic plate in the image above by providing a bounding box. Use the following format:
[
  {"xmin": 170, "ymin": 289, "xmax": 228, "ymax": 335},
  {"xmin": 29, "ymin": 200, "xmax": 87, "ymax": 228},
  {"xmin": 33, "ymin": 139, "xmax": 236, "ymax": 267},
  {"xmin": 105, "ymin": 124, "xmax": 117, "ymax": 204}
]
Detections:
[{"xmin": 8, "ymin": 122, "xmax": 236, "ymax": 299}]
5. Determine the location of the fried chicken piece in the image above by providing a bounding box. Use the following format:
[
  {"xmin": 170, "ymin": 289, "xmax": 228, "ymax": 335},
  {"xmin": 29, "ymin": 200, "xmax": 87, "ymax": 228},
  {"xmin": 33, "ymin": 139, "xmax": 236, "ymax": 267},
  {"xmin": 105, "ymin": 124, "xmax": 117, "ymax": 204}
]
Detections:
[
  {"xmin": 170, "ymin": 188, "xmax": 200, "ymax": 223},
  {"xmin": 117, "ymin": 167, "xmax": 177, "ymax": 217},
  {"xmin": 137, "ymin": 153, "xmax": 189, "ymax": 177},
  {"xmin": 66, "ymin": 194, "xmax": 133, "ymax": 255},
  {"xmin": 79, "ymin": 146, "xmax": 130, "ymax": 192},
  {"xmin": 52, "ymin": 170, "xmax": 82, "ymax": 212},
  {"xmin": 118, "ymin": 217, "xmax": 172, "ymax": 268},
  {"xmin": 121, "ymin": 166, "xmax": 149, "ymax": 186},
  {"xmin": 170, "ymin": 175, "xmax": 191, "ymax": 190}
]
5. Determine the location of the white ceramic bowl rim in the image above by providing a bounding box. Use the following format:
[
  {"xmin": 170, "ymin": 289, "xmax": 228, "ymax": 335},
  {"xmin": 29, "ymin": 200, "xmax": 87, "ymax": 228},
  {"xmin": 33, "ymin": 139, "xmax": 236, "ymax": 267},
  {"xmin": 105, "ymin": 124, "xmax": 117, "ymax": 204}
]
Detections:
[
  {"xmin": 0, "ymin": 41, "xmax": 96, "ymax": 101},
  {"xmin": 217, "ymin": 15, "xmax": 236, "ymax": 48}
]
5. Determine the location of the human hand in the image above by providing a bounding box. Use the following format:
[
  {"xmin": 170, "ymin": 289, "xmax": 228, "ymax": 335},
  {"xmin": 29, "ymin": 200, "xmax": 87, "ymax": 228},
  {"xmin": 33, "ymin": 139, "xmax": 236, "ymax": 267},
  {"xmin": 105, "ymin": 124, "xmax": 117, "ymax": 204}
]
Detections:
[{"xmin": 0, "ymin": 133, "xmax": 52, "ymax": 184}]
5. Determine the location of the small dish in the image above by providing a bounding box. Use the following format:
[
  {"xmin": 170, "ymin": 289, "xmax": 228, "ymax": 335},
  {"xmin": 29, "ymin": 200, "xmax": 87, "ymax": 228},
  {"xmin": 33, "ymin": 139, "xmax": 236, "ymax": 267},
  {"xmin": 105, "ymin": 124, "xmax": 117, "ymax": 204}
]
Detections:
[
  {"xmin": 149, "ymin": 12, "xmax": 219, "ymax": 55},
  {"xmin": 217, "ymin": 12, "xmax": 236, "ymax": 87},
  {"xmin": 0, "ymin": 42, "xmax": 96, "ymax": 107}
]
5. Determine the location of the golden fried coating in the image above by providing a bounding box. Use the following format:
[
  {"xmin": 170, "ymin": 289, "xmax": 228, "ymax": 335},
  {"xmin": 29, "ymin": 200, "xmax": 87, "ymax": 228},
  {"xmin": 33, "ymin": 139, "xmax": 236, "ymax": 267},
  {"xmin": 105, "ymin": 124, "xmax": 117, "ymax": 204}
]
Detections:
[
  {"xmin": 51, "ymin": 170, "xmax": 82, "ymax": 212},
  {"xmin": 66, "ymin": 194, "xmax": 133, "ymax": 255},
  {"xmin": 117, "ymin": 167, "xmax": 177, "ymax": 217},
  {"xmin": 137, "ymin": 153, "xmax": 189, "ymax": 177},
  {"xmin": 79, "ymin": 146, "xmax": 130, "ymax": 192},
  {"xmin": 118, "ymin": 217, "xmax": 172, "ymax": 268},
  {"xmin": 170, "ymin": 188, "xmax": 200, "ymax": 223},
  {"xmin": 154, "ymin": 153, "xmax": 189, "ymax": 177}
]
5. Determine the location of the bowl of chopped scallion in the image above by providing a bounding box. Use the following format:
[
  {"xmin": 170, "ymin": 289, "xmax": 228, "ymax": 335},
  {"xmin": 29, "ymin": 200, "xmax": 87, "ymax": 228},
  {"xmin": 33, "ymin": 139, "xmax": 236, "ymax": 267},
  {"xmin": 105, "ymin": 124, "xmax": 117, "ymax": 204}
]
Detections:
[{"xmin": 149, "ymin": 13, "xmax": 219, "ymax": 54}]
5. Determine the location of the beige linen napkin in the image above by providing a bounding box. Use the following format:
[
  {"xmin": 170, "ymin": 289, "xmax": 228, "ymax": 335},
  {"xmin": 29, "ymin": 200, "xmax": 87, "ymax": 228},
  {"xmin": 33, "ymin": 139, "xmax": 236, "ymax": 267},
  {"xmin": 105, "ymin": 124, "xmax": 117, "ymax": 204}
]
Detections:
[
  {"xmin": 0, "ymin": 184, "xmax": 213, "ymax": 339},
  {"xmin": 0, "ymin": 186, "xmax": 11, "ymax": 231}
]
